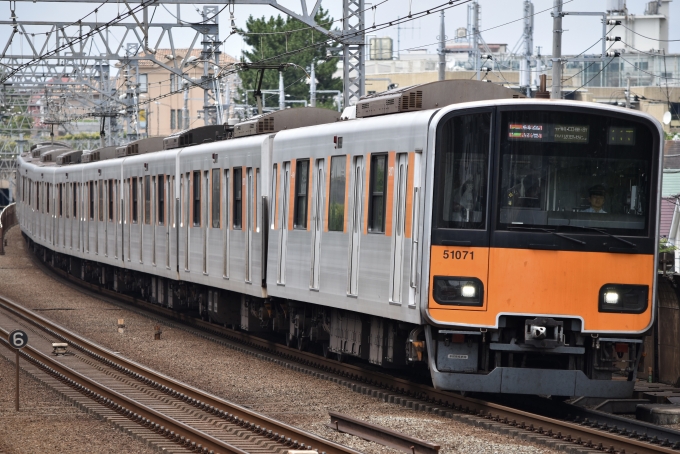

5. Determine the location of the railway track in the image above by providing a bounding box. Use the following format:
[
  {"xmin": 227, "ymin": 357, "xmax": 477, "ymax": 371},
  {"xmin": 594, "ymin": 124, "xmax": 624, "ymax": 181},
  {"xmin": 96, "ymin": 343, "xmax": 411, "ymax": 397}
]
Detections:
[
  {"xmin": 23, "ymin": 250, "xmax": 680, "ymax": 454},
  {"xmin": 0, "ymin": 295, "xmax": 360, "ymax": 454}
]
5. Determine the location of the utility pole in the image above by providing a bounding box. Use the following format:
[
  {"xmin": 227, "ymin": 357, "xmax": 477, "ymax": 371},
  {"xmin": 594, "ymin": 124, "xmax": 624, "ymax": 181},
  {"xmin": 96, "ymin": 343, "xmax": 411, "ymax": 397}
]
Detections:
[
  {"xmin": 279, "ymin": 71, "xmax": 285, "ymax": 111},
  {"xmin": 521, "ymin": 1, "xmax": 534, "ymax": 96},
  {"xmin": 183, "ymin": 82, "xmax": 189, "ymax": 129},
  {"xmin": 310, "ymin": 61, "xmax": 317, "ymax": 107},
  {"xmin": 438, "ymin": 11, "xmax": 446, "ymax": 81},
  {"xmin": 551, "ymin": 0, "xmax": 564, "ymax": 99},
  {"xmin": 470, "ymin": 2, "xmax": 480, "ymax": 81}
]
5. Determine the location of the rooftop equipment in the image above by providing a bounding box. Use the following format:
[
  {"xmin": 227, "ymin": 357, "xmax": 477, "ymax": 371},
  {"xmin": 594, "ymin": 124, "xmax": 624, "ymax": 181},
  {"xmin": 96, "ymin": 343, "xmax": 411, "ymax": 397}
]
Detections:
[{"xmin": 232, "ymin": 107, "xmax": 340, "ymax": 138}]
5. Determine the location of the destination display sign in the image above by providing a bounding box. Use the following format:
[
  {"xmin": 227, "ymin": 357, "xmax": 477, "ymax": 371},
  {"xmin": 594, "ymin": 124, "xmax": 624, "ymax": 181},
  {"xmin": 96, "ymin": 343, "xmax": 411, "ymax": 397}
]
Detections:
[{"xmin": 508, "ymin": 123, "xmax": 589, "ymax": 143}]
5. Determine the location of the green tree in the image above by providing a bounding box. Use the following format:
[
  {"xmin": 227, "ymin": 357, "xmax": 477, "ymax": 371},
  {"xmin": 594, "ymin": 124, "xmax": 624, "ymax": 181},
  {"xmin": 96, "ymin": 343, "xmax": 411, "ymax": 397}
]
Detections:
[{"xmin": 239, "ymin": 7, "xmax": 342, "ymax": 112}]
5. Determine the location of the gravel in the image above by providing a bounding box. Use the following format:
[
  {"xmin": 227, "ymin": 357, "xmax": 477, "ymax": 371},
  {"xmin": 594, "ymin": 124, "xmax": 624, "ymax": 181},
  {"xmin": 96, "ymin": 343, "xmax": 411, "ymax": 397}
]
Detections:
[{"xmin": 0, "ymin": 226, "xmax": 560, "ymax": 454}]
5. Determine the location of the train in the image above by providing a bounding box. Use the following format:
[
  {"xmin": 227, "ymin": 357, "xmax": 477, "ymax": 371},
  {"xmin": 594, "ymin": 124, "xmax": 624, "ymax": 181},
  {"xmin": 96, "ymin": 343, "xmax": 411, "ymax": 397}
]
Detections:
[{"xmin": 17, "ymin": 80, "xmax": 663, "ymax": 398}]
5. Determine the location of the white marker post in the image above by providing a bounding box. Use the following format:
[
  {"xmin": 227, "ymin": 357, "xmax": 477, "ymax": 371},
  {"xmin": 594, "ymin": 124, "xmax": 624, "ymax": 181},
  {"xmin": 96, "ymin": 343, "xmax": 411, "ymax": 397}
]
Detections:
[{"xmin": 8, "ymin": 330, "xmax": 28, "ymax": 411}]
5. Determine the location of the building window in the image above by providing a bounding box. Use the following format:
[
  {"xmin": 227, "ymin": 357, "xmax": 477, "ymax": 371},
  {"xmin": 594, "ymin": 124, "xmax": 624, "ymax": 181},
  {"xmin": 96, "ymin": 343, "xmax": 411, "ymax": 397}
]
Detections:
[
  {"xmin": 132, "ymin": 178, "xmax": 138, "ymax": 223},
  {"xmin": 328, "ymin": 156, "xmax": 346, "ymax": 231},
  {"xmin": 233, "ymin": 167, "xmax": 242, "ymax": 229},
  {"xmin": 368, "ymin": 154, "xmax": 388, "ymax": 233},
  {"xmin": 171, "ymin": 110, "xmax": 176, "ymax": 130},
  {"xmin": 212, "ymin": 169, "xmax": 220, "ymax": 228},
  {"xmin": 144, "ymin": 175, "xmax": 151, "ymax": 224},
  {"xmin": 138, "ymin": 74, "xmax": 148, "ymax": 93},
  {"xmin": 158, "ymin": 175, "xmax": 165, "ymax": 225},
  {"xmin": 294, "ymin": 160, "xmax": 309, "ymax": 229},
  {"xmin": 193, "ymin": 170, "xmax": 201, "ymax": 226}
]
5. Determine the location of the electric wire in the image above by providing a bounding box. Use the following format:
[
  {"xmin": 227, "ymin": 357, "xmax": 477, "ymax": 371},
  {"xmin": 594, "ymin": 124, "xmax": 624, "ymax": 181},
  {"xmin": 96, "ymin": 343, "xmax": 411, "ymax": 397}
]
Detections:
[
  {"xmin": 562, "ymin": 55, "xmax": 616, "ymax": 98},
  {"xmin": 620, "ymin": 24, "xmax": 680, "ymax": 42}
]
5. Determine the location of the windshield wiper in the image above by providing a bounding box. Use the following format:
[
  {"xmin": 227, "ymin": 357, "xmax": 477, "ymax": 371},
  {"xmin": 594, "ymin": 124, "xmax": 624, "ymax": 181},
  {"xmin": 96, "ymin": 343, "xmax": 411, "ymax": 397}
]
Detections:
[
  {"xmin": 507, "ymin": 226, "xmax": 586, "ymax": 245},
  {"xmin": 556, "ymin": 225, "xmax": 637, "ymax": 248}
]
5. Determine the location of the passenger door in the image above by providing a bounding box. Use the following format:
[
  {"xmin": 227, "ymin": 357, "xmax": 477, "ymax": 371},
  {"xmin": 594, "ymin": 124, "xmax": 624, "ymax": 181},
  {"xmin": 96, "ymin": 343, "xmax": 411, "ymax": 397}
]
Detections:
[
  {"xmin": 310, "ymin": 159, "xmax": 325, "ymax": 290},
  {"xmin": 390, "ymin": 153, "xmax": 408, "ymax": 304},
  {"xmin": 277, "ymin": 162, "xmax": 290, "ymax": 284}
]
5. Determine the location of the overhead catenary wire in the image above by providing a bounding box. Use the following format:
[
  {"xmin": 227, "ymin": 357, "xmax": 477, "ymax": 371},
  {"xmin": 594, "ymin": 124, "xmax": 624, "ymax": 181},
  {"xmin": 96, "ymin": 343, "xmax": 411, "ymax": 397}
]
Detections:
[{"xmin": 562, "ymin": 55, "xmax": 616, "ymax": 98}]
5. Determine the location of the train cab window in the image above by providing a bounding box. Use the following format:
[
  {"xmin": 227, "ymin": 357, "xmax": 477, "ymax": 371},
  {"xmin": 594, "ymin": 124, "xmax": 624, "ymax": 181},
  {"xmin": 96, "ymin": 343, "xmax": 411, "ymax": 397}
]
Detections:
[
  {"xmin": 144, "ymin": 175, "xmax": 151, "ymax": 224},
  {"xmin": 193, "ymin": 170, "xmax": 201, "ymax": 227},
  {"xmin": 294, "ymin": 160, "xmax": 309, "ymax": 229},
  {"xmin": 89, "ymin": 182, "xmax": 95, "ymax": 220},
  {"xmin": 368, "ymin": 154, "xmax": 387, "ymax": 233},
  {"xmin": 158, "ymin": 175, "xmax": 165, "ymax": 225},
  {"xmin": 328, "ymin": 156, "xmax": 346, "ymax": 231},
  {"xmin": 212, "ymin": 169, "xmax": 220, "ymax": 228},
  {"xmin": 434, "ymin": 112, "xmax": 491, "ymax": 230},
  {"xmin": 233, "ymin": 167, "xmax": 242, "ymax": 229},
  {"xmin": 497, "ymin": 110, "xmax": 655, "ymax": 236},
  {"xmin": 99, "ymin": 180, "xmax": 104, "ymax": 221},
  {"xmin": 132, "ymin": 178, "xmax": 138, "ymax": 223}
]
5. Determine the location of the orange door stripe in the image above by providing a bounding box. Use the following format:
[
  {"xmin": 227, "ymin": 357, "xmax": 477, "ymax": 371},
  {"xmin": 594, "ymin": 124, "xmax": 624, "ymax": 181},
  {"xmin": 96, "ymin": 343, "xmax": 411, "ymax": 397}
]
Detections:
[
  {"xmin": 404, "ymin": 152, "xmax": 415, "ymax": 239},
  {"xmin": 324, "ymin": 156, "xmax": 331, "ymax": 233},
  {"xmin": 288, "ymin": 159, "xmax": 296, "ymax": 231},
  {"xmin": 253, "ymin": 169, "xmax": 258, "ymax": 232},
  {"xmin": 241, "ymin": 166, "xmax": 246, "ymax": 231},
  {"xmin": 384, "ymin": 152, "xmax": 396, "ymax": 237},
  {"xmin": 363, "ymin": 154, "xmax": 371, "ymax": 235}
]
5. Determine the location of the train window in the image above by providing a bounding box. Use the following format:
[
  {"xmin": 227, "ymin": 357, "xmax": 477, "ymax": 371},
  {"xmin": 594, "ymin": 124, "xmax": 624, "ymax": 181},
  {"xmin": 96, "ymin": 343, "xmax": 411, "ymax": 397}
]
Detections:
[
  {"xmin": 193, "ymin": 170, "xmax": 201, "ymax": 227},
  {"xmin": 233, "ymin": 167, "xmax": 242, "ymax": 229},
  {"xmin": 59, "ymin": 184, "xmax": 63, "ymax": 217},
  {"xmin": 368, "ymin": 154, "xmax": 388, "ymax": 233},
  {"xmin": 72, "ymin": 183, "xmax": 77, "ymax": 218},
  {"xmin": 328, "ymin": 156, "xmax": 346, "ymax": 231},
  {"xmin": 294, "ymin": 160, "xmax": 309, "ymax": 229},
  {"xmin": 46, "ymin": 184, "xmax": 50, "ymax": 214},
  {"xmin": 89, "ymin": 182, "xmax": 95, "ymax": 220},
  {"xmin": 497, "ymin": 110, "xmax": 654, "ymax": 236},
  {"xmin": 212, "ymin": 169, "xmax": 220, "ymax": 228},
  {"xmin": 132, "ymin": 178, "xmax": 138, "ymax": 223},
  {"xmin": 144, "ymin": 175, "xmax": 151, "ymax": 225},
  {"xmin": 434, "ymin": 112, "xmax": 491, "ymax": 230},
  {"xmin": 256, "ymin": 168, "xmax": 260, "ymax": 232},
  {"xmin": 36, "ymin": 182, "xmax": 40, "ymax": 212},
  {"xmin": 270, "ymin": 164, "xmax": 277, "ymax": 229},
  {"xmin": 158, "ymin": 175, "xmax": 165, "ymax": 225},
  {"xmin": 108, "ymin": 180, "xmax": 114, "ymax": 221},
  {"xmin": 99, "ymin": 180, "xmax": 104, "ymax": 221}
]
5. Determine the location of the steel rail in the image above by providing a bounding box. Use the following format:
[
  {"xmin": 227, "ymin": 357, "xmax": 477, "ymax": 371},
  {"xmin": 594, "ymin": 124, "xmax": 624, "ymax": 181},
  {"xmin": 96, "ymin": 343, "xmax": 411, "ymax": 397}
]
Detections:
[
  {"xmin": 28, "ymin": 253, "xmax": 680, "ymax": 454},
  {"xmin": 0, "ymin": 327, "xmax": 249, "ymax": 454},
  {"xmin": 0, "ymin": 295, "xmax": 360, "ymax": 454}
]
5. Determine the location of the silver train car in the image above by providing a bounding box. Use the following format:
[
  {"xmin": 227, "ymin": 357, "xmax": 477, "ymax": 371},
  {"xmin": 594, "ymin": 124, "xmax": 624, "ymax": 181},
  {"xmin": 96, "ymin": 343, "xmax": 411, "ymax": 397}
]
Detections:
[{"xmin": 18, "ymin": 80, "xmax": 663, "ymax": 397}]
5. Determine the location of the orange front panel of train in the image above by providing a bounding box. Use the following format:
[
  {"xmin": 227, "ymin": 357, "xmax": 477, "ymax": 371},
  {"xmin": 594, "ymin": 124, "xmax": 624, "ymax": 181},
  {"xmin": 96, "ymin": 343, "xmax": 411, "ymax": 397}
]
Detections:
[{"xmin": 428, "ymin": 247, "xmax": 654, "ymax": 333}]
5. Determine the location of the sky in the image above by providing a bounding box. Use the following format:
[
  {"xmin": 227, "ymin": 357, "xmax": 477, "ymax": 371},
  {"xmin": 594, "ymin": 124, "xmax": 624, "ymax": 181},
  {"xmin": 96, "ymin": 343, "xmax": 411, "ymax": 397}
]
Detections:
[{"xmin": 1, "ymin": 0, "xmax": 679, "ymax": 65}]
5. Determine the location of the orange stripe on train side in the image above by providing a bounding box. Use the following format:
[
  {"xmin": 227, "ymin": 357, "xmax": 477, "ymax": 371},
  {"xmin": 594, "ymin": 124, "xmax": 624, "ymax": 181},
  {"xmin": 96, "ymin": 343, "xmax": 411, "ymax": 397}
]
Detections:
[
  {"xmin": 241, "ymin": 166, "xmax": 246, "ymax": 232},
  {"xmin": 404, "ymin": 152, "xmax": 415, "ymax": 239},
  {"xmin": 384, "ymin": 152, "xmax": 396, "ymax": 237},
  {"xmin": 363, "ymin": 154, "xmax": 371, "ymax": 235},
  {"xmin": 288, "ymin": 159, "xmax": 296, "ymax": 231},
  {"xmin": 428, "ymin": 246, "xmax": 655, "ymax": 332},
  {"xmin": 343, "ymin": 154, "xmax": 351, "ymax": 234},
  {"xmin": 253, "ymin": 168, "xmax": 257, "ymax": 232},
  {"xmin": 324, "ymin": 156, "xmax": 331, "ymax": 233}
]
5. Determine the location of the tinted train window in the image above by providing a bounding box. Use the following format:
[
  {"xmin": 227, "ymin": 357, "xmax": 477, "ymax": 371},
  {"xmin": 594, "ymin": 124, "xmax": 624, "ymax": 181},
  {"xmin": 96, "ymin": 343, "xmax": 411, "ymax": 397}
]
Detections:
[
  {"xmin": 368, "ymin": 154, "xmax": 388, "ymax": 233},
  {"xmin": 99, "ymin": 180, "xmax": 104, "ymax": 221},
  {"xmin": 89, "ymin": 182, "xmax": 94, "ymax": 219},
  {"xmin": 294, "ymin": 160, "xmax": 309, "ymax": 229},
  {"xmin": 144, "ymin": 175, "xmax": 151, "ymax": 224},
  {"xmin": 193, "ymin": 171, "xmax": 200, "ymax": 227},
  {"xmin": 158, "ymin": 175, "xmax": 165, "ymax": 225},
  {"xmin": 108, "ymin": 180, "xmax": 114, "ymax": 221},
  {"xmin": 233, "ymin": 168, "xmax": 242, "ymax": 229},
  {"xmin": 212, "ymin": 169, "xmax": 220, "ymax": 228},
  {"xmin": 46, "ymin": 184, "xmax": 50, "ymax": 214},
  {"xmin": 497, "ymin": 110, "xmax": 654, "ymax": 236},
  {"xmin": 328, "ymin": 156, "xmax": 346, "ymax": 231},
  {"xmin": 434, "ymin": 112, "xmax": 491, "ymax": 230},
  {"xmin": 132, "ymin": 178, "xmax": 138, "ymax": 223}
]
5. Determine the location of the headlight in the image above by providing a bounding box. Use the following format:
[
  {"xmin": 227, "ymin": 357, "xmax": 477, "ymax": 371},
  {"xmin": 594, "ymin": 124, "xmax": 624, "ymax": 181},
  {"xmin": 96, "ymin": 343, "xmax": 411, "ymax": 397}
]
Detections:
[
  {"xmin": 598, "ymin": 284, "xmax": 648, "ymax": 314},
  {"xmin": 433, "ymin": 277, "xmax": 484, "ymax": 306}
]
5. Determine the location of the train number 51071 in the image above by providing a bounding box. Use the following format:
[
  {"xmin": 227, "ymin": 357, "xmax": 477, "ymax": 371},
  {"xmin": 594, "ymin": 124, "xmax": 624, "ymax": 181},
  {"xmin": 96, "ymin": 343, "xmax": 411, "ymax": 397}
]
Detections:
[{"xmin": 443, "ymin": 250, "xmax": 474, "ymax": 260}]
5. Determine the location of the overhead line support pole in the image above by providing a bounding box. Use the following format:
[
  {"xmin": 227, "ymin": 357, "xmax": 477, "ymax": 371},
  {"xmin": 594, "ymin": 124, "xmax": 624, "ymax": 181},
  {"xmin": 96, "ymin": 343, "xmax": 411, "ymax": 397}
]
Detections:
[{"xmin": 551, "ymin": 0, "xmax": 564, "ymax": 99}]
